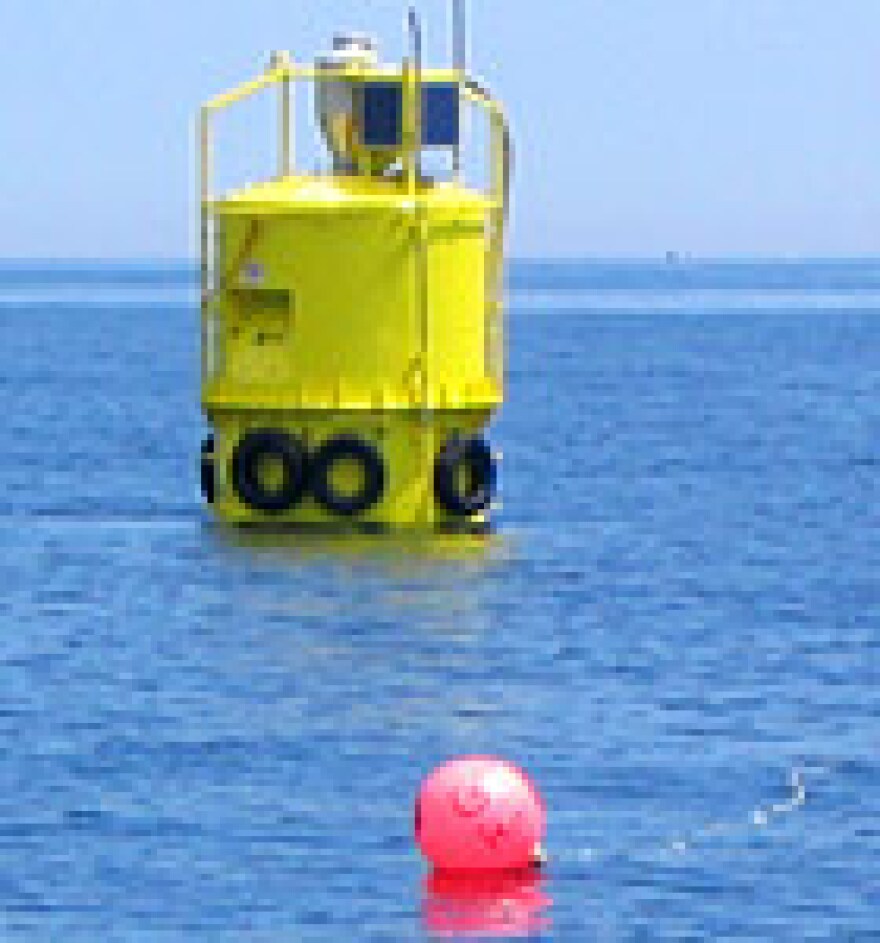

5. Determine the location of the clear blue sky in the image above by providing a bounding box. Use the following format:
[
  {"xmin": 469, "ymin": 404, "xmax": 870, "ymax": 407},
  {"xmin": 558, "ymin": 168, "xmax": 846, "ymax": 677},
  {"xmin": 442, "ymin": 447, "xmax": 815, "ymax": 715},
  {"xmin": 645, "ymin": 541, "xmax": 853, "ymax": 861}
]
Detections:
[{"xmin": 2, "ymin": 1, "xmax": 879, "ymax": 259}]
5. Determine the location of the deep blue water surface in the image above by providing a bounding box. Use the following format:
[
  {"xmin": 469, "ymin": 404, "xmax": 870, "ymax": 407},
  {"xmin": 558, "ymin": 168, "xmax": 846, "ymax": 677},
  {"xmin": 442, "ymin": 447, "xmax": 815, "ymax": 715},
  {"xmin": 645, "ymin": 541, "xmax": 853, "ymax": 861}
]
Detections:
[{"xmin": 0, "ymin": 260, "xmax": 878, "ymax": 940}]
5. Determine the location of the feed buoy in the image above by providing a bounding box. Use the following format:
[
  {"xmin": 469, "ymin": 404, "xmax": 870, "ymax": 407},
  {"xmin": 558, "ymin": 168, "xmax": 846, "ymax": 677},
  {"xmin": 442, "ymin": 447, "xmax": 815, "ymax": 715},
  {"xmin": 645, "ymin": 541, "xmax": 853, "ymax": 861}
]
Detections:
[
  {"xmin": 415, "ymin": 756, "xmax": 545, "ymax": 873},
  {"xmin": 197, "ymin": 13, "xmax": 511, "ymax": 527},
  {"xmin": 230, "ymin": 429, "xmax": 308, "ymax": 514},
  {"xmin": 310, "ymin": 433, "xmax": 385, "ymax": 517},
  {"xmin": 434, "ymin": 435, "xmax": 496, "ymax": 517}
]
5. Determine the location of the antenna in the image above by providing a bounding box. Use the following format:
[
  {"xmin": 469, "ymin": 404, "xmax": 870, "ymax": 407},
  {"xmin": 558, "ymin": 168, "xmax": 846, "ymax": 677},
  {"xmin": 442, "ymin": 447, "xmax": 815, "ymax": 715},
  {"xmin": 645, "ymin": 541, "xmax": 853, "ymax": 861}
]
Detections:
[
  {"xmin": 407, "ymin": 6, "xmax": 423, "ymax": 185},
  {"xmin": 451, "ymin": 0, "xmax": 467, "ymax": 74},
  {"xmin": 450, "ymin": 0, "xmax": 467, "ymax": 181},
  {"xmin": 409, "ymin": 6, "xmax": 423, "ymax": 71}
]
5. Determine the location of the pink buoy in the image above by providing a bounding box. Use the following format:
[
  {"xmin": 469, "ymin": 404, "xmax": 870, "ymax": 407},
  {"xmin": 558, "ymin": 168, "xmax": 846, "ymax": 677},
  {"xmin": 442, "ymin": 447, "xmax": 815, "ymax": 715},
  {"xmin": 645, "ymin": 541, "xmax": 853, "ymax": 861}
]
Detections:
[{"xmin": 415, "ymin": 756, "xmax": 546, "ymax": 873}]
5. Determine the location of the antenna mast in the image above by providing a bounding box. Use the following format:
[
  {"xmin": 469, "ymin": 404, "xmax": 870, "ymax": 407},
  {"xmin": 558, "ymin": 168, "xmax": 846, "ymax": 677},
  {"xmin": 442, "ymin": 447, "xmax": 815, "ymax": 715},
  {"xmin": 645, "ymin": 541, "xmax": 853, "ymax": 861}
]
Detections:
[
  {"xmin": 452, "ymin": 0, "xmax": 467, "ymax": 73},
  {"xmin": 451, "ymin": 0, "xmax": 466, "ymax": 180}
]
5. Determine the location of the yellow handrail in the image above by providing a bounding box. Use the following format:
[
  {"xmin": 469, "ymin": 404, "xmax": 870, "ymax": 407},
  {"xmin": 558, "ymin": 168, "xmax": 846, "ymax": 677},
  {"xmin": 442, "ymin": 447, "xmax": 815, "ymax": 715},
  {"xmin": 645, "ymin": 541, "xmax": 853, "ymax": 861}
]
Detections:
[
  {"xmin": 198, "ymin": 58, "xmax": 510, "ymax": 389},
  {"xmin": 461, "ymin": 79, "xmax": 511, "ymax": 390},
  {"xmin": 202, "ymin": 63, "xmax": 289, "ymax": 113}
]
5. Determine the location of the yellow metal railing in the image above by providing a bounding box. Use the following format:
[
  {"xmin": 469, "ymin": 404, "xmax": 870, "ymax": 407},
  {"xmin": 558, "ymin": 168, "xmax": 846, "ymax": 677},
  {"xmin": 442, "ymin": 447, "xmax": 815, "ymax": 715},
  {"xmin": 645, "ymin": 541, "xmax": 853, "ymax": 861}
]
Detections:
[
  {"xmin": 198, "ymin": 56, "xmax": 510, "ymax": 390},
  {"xmin": 462, "ymin": 79, "xmax": 511, "ymax": 391}
]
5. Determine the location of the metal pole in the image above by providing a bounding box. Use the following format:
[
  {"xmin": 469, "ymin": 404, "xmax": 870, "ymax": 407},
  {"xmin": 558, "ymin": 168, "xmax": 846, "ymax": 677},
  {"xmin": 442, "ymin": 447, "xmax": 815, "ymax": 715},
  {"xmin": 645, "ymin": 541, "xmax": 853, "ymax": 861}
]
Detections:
[
  {"xmin": 451, "ymin": 0, "xmax": 466, "ymax": 180},
  {"xmin": 408, "ymin": 6, "xmax": 433, "ymax": 520},
  {"xmin": 452, "ymin": 0, "xmax": 466, "ymax": 74},
  {"xmin": 280, "ymin": 70, "xmax": 291, "ymax": 177},
  {"xmin": 408, "ymin": 7, "xmax": 423, "ymax": 189},
  {"xmin": 270, "ymin": 51, "xmax": 292, "ymax": 178}
]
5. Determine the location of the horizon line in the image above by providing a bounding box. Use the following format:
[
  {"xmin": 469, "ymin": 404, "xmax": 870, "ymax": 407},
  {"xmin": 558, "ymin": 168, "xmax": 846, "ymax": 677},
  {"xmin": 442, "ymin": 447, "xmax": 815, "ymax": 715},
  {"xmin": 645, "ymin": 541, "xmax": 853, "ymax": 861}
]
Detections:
[{"xmin": 2, "ymin": 254, "xmax": 880, "ymax": 268}]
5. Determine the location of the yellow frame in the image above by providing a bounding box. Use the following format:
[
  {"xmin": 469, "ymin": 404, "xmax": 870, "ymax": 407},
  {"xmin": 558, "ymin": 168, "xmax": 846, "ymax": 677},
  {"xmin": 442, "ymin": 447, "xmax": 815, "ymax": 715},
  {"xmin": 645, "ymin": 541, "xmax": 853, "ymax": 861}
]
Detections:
[{"xmin": 198, "ymin": 55, "xmax": 510, "ymax": 390}]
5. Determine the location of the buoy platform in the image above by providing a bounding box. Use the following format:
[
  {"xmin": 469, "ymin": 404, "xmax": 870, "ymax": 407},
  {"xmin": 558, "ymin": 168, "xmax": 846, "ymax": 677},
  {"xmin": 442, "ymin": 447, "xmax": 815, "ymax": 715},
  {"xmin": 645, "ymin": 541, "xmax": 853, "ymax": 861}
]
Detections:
[{"xmin": 198, "ymin": 26, "xmax": 510, "ymax": 529}]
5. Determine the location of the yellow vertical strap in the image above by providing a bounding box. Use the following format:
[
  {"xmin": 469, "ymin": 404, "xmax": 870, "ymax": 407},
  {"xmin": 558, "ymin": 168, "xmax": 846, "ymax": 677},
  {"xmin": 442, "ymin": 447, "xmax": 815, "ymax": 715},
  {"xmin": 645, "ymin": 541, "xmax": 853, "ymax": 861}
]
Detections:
[
  {"xmin": 452, "ymin": 71, "xmax": 463, "ymax": 183},
  {"xmin": 485, "ymin": 110, "xmax": 499, "ymax": 387},
  {"xmin": 267, "ymin": 52, "xmax": 292, "ymax": 178},
  {"xmin": 407, "ymin": 10, "xmax": 434, "ymax": 521},
  {"xmin": 199, "ymin": 107, "xmax": 213, "ymax": 384},
  {"xmin": 403, "ymin": 58, "xmax": 417, "ymax": 197},
  {"xmin": 279, "ymin": 61, "xmax": 291, "ymax": 178},
  {"xmin": 288, "ymin": 59, "xmax": 296, "ymax": 174},
  {"xmin": 490, "ymin": 110, "xmax": 510, "ymax": 390},
  {"xmin": 410, "ymin": 19, "xmax": 429, "ymax": 411}
]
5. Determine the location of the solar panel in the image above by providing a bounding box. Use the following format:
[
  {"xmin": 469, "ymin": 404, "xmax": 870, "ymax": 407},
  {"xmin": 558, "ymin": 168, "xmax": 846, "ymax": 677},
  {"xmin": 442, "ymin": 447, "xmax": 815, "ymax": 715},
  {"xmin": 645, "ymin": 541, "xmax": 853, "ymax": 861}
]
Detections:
[{"xmin": 361, "ymin": 82, "xmax": 460, "ymax": 149}]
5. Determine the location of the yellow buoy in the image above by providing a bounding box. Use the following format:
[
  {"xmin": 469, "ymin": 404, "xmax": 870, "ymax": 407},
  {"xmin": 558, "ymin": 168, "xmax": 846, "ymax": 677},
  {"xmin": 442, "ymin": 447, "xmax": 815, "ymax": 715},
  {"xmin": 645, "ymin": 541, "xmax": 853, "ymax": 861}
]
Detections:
[{"xmin": 198, "ymin": 18, "xmax": 510, "ymax": 529}]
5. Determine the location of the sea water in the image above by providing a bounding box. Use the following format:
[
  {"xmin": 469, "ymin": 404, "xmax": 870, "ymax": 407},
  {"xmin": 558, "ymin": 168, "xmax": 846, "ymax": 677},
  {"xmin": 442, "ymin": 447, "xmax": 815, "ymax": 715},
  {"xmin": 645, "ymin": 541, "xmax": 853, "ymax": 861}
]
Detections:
[{"xmin": 0, "ymin": 259, "xmax": 877, "ymax": 940}]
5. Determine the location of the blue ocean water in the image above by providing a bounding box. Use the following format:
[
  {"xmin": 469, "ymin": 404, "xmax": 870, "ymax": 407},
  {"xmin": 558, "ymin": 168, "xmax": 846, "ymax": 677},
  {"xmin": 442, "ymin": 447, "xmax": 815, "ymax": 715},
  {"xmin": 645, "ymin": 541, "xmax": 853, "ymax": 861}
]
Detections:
[{"xmin": 0, "ymin": 259, "xmax": 877, "ymax": 941}]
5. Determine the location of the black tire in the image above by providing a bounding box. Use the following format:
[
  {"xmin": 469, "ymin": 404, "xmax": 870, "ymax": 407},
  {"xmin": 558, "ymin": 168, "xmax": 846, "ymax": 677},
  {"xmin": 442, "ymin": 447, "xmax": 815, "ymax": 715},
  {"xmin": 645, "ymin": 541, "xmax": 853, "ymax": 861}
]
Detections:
[
  {"xmin": 231, "ymin": 429, "xmax": 308, "ymax": 514},
  {"xmin": 434, "ymin": 434, "xmax": 496, "ymax": 517},
  {"xmin": 310, "ymin": 434, "xmax": 386, "ymax": 517},
  {"xmin": 200, "ymin": 435, "xmax": 215, "ymax": 504}
]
